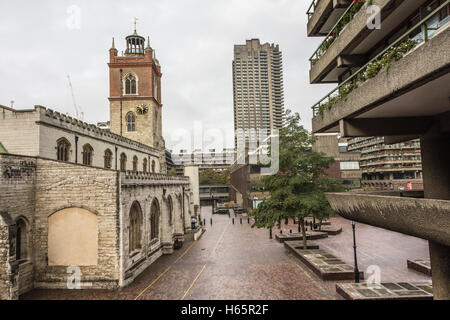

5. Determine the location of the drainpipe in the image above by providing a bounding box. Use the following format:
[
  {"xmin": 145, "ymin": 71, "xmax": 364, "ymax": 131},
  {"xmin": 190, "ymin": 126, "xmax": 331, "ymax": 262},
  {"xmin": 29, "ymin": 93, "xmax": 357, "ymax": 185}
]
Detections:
[
  {"xmin": 75, "ymin": 135, "xmax": 79, "ymax": 164},
  {"xmin": 115, "ymin": 146, "xmax": 118, "ymax": 171},
  {"xmin": 120, "ymin": 69, "xmax": 123, "ymax": 136},
  {"xmin": 182, "ymin": 186, "xmax": 186, "ymax": 233}
]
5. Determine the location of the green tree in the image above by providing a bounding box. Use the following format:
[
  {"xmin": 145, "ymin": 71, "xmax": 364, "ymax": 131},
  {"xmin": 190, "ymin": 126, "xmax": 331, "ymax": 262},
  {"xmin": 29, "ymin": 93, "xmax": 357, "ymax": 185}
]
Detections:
[
  {"xmin": 249, "ymin": 110, "xmax": 345, "ymax": 248},
  {"xmin": 199, "ymin": 169, "xmax": 230, "ymax": 185}
]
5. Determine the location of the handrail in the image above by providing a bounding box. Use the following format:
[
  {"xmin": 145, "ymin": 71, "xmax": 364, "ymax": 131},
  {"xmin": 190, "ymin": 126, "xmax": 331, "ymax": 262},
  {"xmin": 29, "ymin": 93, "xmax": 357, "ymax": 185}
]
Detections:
[
  {"xmin": 307, "ymin": 0, "xmax": 321, "ymax": 20},
  {"xmin": 309, "ymin": 0, "xmax": 365, "ymax": 66},
  {"xmin": 311, "ymin": 0, "xmax": 450, "ymax": 117}
]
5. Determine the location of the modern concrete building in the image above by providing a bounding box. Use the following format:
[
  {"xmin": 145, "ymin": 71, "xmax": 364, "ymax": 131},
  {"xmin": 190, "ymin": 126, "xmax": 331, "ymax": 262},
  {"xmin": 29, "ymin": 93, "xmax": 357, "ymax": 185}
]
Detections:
[
  {"xmin": 307, "ymin": 0, "xmax": 450, "ymax": 299},
  {"xmin": 171, "ymin": 148, "xmax": 236, "ymax": 174},
  {"xmin": 348, "ymin": 137, "xmax": 423, "ymax": 190},
  {"xmin": 233, "ymin": 39, "xmax": 284, "ymax": 149},
  {"xmin": 313, "ymin": 133, "xmax": 362, "ymax": 188}
]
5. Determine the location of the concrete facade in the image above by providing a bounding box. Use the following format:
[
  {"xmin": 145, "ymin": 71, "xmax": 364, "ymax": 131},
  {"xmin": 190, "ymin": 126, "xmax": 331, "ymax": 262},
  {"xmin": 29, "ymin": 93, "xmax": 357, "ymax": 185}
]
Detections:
[
  {"xmin": 308, "ymin": 0, "xmax": 450, "ymax": 299},
  {"xmin": 312, "ymin": 133, "xmax": 361, "ymax": 188},
  {"xmin": 233, "ymin": 39, "xmax": 284, "ymax": 148}
]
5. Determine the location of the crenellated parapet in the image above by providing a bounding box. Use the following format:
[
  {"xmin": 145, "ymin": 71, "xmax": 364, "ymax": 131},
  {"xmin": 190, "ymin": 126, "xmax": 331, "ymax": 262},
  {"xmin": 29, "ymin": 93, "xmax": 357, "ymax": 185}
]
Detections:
[
  {"xmin": 35, "ymin": 105, "xmax": 160, "ymax": 156},
  {"xmin": 121, "ymin": 171, "xmax": 190, "ymax": 187}
]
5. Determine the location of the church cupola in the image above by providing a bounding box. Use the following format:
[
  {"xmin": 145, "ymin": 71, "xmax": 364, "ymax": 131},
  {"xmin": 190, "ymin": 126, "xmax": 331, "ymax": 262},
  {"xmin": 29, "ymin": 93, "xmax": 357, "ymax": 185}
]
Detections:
[
  {"xmin": 125, "ymin": 18, "xmax": 146, "ymax": 56},
  {"xmin": 125, "ymin": 33, "xmax": 146, "ymax": 56}
]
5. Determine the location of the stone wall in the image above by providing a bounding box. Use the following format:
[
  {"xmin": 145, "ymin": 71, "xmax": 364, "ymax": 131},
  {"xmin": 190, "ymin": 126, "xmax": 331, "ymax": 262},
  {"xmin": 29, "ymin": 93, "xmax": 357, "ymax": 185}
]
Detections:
[
  {"xmin": 0, "ymin": 106, "xmax": 40, "ymax": 157},
  {"xmin": 120, "ymin": 172, "xmax": 189, "ymax": 286},
  {"xmin": 33, "ymin": 158, "xmax": 120, "ymax": 289},
  {"xmin": 0, "ymin": 154, "xmax": 37, "ymax": 297},
  {"xmin": 0, "ymin": 105, "xmax": 162, "ymax": 173},
  {"xmin": 0, "ymin": 153, "xmax": 193, "ymax": 297}
]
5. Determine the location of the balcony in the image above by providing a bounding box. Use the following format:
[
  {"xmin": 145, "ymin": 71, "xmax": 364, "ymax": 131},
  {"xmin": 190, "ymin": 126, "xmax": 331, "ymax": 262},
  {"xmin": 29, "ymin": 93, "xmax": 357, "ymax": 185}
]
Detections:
[
  {"xmin": 307, "ymin": 0, "xmax": 353, "ymax": 37},
  {"xmin": 326, "ymin": 192, "xmax": 450, "ymax": 246},
  {"xmin": 312, "ymin": 2, "xmax": 450, "ymax": 135},
  {"xmin": 309, "ymin": 0, "xmax": 430, "ymax": 84}
]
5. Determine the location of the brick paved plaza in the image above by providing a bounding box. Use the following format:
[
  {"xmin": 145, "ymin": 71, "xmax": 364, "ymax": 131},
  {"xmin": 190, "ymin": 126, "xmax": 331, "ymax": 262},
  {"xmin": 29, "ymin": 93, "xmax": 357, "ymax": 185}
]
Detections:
[{"xmin": 21, "ymin": 207, "xmax": 430, "ymax": 300}]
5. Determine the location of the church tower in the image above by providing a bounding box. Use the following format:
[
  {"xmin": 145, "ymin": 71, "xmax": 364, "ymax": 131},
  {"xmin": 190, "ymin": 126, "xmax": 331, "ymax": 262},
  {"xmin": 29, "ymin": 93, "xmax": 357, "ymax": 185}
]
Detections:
[{"xmin": 108, "ymin": 25, "xmax": 166, "ymax": 171}]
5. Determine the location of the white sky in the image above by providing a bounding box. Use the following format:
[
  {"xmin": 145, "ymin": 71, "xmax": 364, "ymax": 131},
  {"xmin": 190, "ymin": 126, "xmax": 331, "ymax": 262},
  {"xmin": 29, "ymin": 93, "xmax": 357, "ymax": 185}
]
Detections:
[{"xmin": 0, "ymin": 0, "xmax": 334, "ymax": 151}]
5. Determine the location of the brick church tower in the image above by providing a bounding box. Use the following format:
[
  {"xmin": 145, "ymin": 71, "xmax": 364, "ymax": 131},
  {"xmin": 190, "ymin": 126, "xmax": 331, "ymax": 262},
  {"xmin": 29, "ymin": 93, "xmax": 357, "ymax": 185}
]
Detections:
[{"xmin": 108, "ymin": 26, "xmax": 166, "ymax": 171}]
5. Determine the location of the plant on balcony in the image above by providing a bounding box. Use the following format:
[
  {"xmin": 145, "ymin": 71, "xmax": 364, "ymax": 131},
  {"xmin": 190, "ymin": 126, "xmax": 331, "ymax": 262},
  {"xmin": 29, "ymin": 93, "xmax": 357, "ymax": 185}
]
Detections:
[
  {"xmin": 249, "ymin": 110, "xmax": 345, "ymax": 249},
  {"xmin": 311, "ymin": 0, "xmax": 368, "ymax": 66},
  {"xmin": 317, "ymin": 39, "xmax": 418, "ymax": 116}
]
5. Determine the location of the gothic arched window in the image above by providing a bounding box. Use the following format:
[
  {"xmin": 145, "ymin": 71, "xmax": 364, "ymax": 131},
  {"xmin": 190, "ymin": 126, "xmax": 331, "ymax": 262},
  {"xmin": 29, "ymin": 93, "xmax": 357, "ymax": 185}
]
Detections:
[
  {"xmin": 129, "ymin": 201, "xmax": 143, "ymax": 253},
  {"xmin": 151, "ymin": 160, "xmax": 156, "ymax": 173},
  {"xmin": 133, "ymin": 156, "xmax": 138, "ymax": 172},
  {"xmin": 126, "ymin": 112, "xmax": 136, "ymax": 132},
  {"xmin": 82, "ymin": 144, "xmax": 94, "ymax": 166},
  {"xmin": 120, "ymin": 153, "xmax": 127, "ymax": 172},
  {"xmin": 125, "ymin": 73, "xmax": 137, "ymax": 95},
  {"xmin": 143, "ymin": 158, "xmax": 148, "ymax": 174},
  {"xmin": 168, "ymin": 196, "xmax": 173, "ymax": 226},
  {"xmin": 57, "ymin": 138, "xmax": 71, "ymax": 162},
  {"xmin": 150, "ymin": 199, "xmax": 160, "ymax": 241},
  {"xmin": 16, "ymin": 218, "xmax": 29, "ymax": 261},
  {"xmin": 104, "ymin": 149, "xmax": 112, "ymax": 169}
]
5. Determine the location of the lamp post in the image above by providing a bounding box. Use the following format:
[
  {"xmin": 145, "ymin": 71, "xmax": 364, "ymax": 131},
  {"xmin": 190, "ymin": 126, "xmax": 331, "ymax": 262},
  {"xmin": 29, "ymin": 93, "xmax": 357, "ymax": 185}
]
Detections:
[
  {"xmin": 352, "ymin": 221, "xmax": 360, "ymax": 283},
  {"xmin": 211, "ymin": 191, "xmax": 215, "ymax": 215}
]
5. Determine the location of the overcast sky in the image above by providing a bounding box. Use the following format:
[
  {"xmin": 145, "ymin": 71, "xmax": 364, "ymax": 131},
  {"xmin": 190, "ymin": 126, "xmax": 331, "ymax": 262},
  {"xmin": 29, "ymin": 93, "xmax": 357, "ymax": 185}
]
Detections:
[{"xmin": 0, "ymin": 0, "xmax": 334, "ymax": 151}]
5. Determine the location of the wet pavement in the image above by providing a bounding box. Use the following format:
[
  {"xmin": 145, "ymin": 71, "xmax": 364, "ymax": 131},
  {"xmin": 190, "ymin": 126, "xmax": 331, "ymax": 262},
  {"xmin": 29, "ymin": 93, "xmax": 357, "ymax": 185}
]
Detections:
[{"xmin": 21, "ymin": 207, "xmax": 430, "ymax": 300}]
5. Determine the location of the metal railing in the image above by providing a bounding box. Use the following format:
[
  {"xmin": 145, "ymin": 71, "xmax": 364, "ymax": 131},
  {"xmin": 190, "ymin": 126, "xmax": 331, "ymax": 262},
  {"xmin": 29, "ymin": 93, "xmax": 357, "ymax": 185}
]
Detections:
[
  {"xmin": 309, "ymin": 0, "xmax": 365, "ymax": 67},
  {"xmin": 307, "ymin": 0, "xmax": 322, "ymax": 20},
  {"xmin": 312, "ymin": 1, "xmax": 450, "ymax": 117}
]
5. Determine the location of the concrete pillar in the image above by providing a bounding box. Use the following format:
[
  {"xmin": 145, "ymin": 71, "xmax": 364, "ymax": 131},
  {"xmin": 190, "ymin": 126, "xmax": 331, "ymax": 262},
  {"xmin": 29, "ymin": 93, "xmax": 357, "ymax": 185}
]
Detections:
[
  {"xmin": 429, "ymin": 241, "xmax": 450, "ymax": 300},
  {"xmin": 420, "ymin": 126, "xmax": 450, "ymax": 300}
]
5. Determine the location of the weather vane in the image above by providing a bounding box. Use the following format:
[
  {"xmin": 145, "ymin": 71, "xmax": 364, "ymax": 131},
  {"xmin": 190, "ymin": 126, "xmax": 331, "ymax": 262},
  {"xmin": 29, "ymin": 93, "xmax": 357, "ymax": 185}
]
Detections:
[{"xmin": 132, "ymin": 17, "xmax": 138, "ymax": 33}]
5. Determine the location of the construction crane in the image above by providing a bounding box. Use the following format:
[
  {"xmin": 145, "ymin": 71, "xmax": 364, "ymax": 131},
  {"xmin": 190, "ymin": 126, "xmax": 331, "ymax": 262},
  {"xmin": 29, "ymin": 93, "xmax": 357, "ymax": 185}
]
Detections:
[{"xmin": 67, "ymin": 75, "xmax": 84, "ymax": 120}]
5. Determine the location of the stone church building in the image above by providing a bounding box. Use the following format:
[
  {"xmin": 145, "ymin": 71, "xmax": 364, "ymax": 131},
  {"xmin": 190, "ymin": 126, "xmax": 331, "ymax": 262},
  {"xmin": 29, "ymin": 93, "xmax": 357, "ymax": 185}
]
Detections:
[{"xmin": 0, "ymin": 29, "xmax": 199, "ymax": 299}]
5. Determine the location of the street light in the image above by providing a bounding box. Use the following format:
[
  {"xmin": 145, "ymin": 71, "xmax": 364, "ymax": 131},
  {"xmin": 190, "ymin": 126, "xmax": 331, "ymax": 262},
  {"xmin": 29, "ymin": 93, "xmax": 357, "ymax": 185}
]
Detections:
[
  {"xmin": 211, "ymin": 191, "xmax": 215, "ymax": 215},
  {"xmin": 352, "ymin": 221, "xmax": 360, "ymax": 283}
]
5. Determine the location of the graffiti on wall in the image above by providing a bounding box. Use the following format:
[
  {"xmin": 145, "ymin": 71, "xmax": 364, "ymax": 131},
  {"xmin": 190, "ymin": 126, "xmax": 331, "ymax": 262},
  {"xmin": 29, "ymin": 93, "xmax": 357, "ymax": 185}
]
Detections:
[{"xmin": 2, "ymin": 161, "xmax": 36, "ymax": 179}]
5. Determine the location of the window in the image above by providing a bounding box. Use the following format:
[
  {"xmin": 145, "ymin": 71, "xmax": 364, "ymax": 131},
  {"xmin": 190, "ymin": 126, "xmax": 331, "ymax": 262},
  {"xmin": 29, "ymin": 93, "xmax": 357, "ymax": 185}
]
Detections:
[
  {"xmin": 120, "ymin": 153, "xmax": 127, "ymax": 172},
  {"xmin": 168, "ymin": 196, "xmax": 173, "ymax": 226},
  {"xmin": 104, "ymin": 149, "xmax": 112, "ymax": 169},
  {"xmin": 129, "ymin": 201, "xmax": 143, "ymax": 253},
  {"xmin": 133, "ymin": 156, "xmax": 138, "ymax": 172},
  {"xmin": 143, "ymin": 158, "xmax": 148, "ymax": 173},
  {"xmin": 150, "ymin": 199, "xmax": 160, "ymax": 241},
  {"xmin": 16, "ymin": 218, "xmax": 29, "ymax": 261},
  {"xmin": 57, "ymin": 138, "xmax": 71, "ymax": 162},
  {"xmin": 82, "ymin": 144, "xmax": 93, "ymax": 166},
  {"xmin": 125, "ymin": 73, "xmax": 137, "ymax": 95},
  {"xmin": 340, "ymin": 161, "xmax": 360, "ymax": 171},
  {"xmin": 126, "ymin": 112, "xmax": 136, "ymax": 132},
  {"xmin": 151, "ymin": 160, "xmax": 156, "ymax": 173}
]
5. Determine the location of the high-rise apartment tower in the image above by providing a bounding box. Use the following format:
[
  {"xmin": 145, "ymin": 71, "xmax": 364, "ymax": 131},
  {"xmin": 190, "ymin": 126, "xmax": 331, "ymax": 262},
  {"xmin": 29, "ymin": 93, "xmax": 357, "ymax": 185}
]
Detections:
[{"xmin": 232, "ymin": 39, "xmax": 284, "ymax": 149}]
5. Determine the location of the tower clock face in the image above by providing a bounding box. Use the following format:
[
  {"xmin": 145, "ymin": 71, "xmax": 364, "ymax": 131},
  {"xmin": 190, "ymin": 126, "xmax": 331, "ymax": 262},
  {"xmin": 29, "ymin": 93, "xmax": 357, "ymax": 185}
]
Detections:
[{"xmin": 137, "ymin": 104, "xmax": 148, "ymax": 115}]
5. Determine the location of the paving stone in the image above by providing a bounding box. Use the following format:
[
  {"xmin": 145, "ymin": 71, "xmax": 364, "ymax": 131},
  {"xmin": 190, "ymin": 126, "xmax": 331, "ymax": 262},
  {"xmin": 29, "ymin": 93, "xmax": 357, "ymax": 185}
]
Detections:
[{"xmin": 337, "ymin": 281, "xmax": 433, "ymax": 300}]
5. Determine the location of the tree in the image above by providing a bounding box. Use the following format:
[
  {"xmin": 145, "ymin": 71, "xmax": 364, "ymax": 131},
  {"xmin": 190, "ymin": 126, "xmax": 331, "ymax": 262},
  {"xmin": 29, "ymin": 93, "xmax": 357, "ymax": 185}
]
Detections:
[
  {"xmin": 249, "ymin": 110, "xmax": 345, "ymax": 249},
  {"xmin": 199, "ymin": 169, "xmax": 230, "ymax": 185}
]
